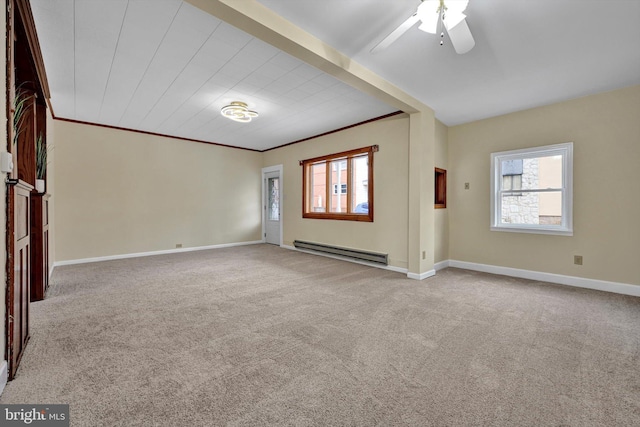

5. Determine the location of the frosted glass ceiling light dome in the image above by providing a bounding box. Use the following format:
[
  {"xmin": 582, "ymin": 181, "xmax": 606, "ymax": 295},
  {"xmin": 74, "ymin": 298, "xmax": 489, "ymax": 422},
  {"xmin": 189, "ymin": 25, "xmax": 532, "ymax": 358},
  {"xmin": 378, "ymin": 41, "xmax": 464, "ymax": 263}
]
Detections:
[{"xmin": 220, "ymin": 101, "xmax": 259, "ymax": 123}]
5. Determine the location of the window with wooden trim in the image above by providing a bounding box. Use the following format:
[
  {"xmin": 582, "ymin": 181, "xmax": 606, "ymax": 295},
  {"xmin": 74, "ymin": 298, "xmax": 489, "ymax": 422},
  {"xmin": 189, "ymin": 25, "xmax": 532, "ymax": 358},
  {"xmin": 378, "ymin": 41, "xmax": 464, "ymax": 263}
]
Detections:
[
  {"xmin": 435, "ymin": 168, "xmax": 447, "ymax": 208},
  {"xmin": 301, "ymin": 146, "xmax": 376, "ymax": 222}
]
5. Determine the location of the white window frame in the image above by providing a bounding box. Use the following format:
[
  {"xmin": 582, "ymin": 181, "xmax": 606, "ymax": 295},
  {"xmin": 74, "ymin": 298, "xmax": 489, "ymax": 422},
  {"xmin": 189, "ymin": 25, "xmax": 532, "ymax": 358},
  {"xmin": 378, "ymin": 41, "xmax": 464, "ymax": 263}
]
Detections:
[
  {"xmin": 490, "ymin": 142, "xmax": 573, "ymax": 236},
  {"xmin": 332, "ymin": 183, "xmax": 347, "ymax": 195}
]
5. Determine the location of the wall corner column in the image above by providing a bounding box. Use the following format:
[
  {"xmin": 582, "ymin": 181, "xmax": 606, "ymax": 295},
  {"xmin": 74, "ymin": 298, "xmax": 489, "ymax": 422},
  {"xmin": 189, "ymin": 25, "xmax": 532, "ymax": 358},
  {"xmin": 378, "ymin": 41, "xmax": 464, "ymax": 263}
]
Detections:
[{"xmin": 408, "ymin": 110, "xmax": 436, "ymax": 280}]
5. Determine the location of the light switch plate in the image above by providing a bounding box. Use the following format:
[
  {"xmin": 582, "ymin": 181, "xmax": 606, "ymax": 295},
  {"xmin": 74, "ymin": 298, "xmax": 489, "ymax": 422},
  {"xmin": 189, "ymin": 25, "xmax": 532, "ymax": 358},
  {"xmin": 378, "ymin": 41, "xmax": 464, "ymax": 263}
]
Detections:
[{"xmin": 1, "ymin": 152, "xmax": 13, "ymax": 173}]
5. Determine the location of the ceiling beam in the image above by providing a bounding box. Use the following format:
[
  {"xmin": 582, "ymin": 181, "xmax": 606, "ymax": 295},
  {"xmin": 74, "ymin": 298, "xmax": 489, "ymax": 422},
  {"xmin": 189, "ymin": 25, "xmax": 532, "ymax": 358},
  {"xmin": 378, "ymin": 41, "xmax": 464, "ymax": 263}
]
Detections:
[{"xmin": 184, "ymin": 0, "xmax": 430, "ymax": 115}]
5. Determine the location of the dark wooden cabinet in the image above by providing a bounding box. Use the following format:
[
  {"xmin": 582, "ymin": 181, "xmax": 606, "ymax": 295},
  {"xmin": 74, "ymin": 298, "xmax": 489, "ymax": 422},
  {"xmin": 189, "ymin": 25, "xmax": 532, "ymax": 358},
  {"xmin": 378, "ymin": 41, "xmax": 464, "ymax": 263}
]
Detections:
[
  {"xmin": 30, "ymin": 193, "xmax": 50, "ymax": 302},
  {"xmin": 8, "ymin": 180, "xmax": 32, "ymax": 379},
  {"xmin": 7, "ymin": 0, "xmax": 51, "ymax": 379}
]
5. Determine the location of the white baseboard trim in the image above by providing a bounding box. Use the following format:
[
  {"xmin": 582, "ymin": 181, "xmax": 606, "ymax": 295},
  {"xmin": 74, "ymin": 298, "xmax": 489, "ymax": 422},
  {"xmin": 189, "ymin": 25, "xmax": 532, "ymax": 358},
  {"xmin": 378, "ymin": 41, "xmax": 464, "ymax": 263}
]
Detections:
[
  {"xmin": 281, "ymin": 244, "xmax": 409, "ymax": 275},
  {"xmin": 407, "ymin": 270, "xmax": 436, "ymax": 281},
  {"xmin": 434, "ymin": 260, "xmax": 450, "ymax": 271},
  {"xmin": 448, "ymin": 260, "xmax": 640, "ymax": 297},
  {"xmin": 53, "ymin": 240, "xmax": 264, "ymax": 267},
  {"xmin": 0, "ymin": 360, "xmax": 7, "ymax": 396}
]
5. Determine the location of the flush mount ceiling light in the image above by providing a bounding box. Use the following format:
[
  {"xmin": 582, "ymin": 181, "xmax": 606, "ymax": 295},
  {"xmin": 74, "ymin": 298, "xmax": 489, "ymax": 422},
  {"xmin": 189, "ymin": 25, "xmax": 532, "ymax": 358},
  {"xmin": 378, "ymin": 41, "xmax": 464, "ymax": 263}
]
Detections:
[{"xmin": 220, "ymin": 101, "xmax": 259, "ymax": 123}]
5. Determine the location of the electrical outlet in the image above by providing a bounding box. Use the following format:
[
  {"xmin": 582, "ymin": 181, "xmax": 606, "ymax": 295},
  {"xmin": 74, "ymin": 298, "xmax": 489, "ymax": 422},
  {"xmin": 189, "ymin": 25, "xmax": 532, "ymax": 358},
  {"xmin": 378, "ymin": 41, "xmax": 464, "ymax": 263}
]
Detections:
[
  {"xmin": 574, "ymin": 255, "xmax": 583, "ymax": 265},
  {"xmin": 464, "ymin": 182, "xmax": 470, "ymax": 190},
  {"xmin": 176, "ymin": 243, "xmax": 182, "ymax": 248},
  {"xmin": 422, "ymin": 251, "xmax": 426, "ymax": 260}
]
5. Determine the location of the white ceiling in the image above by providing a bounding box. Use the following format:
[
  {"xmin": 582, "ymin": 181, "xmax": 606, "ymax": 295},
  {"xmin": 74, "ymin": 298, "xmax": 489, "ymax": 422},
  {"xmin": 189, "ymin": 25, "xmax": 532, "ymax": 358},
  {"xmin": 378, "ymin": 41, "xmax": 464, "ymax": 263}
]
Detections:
[
  {"xmin": 31, "ymin": 0, "xmax": 640, "ymax": 151},
  {"xmin": 258, "ymin": 0, "xmax": 640, "ymax": 126},
  {"xmin": 30, "ymin": 0, "xmax": 397, "ymax": 151}
]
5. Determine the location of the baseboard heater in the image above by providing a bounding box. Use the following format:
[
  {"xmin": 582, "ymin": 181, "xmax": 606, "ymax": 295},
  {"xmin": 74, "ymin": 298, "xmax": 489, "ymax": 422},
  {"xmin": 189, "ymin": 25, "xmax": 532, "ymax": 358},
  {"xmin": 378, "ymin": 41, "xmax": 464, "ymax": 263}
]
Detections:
[{"xmin": 293, "ymin": 240, "xmax": 388, "ymax": 265}]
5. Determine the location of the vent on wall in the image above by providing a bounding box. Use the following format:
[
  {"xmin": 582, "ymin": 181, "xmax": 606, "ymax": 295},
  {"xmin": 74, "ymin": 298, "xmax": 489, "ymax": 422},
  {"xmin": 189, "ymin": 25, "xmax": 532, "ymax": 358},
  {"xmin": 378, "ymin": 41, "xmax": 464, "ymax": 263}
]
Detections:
[{"xmin": 293, "ymin": 240, "xmax": 388, "ymax": 265}]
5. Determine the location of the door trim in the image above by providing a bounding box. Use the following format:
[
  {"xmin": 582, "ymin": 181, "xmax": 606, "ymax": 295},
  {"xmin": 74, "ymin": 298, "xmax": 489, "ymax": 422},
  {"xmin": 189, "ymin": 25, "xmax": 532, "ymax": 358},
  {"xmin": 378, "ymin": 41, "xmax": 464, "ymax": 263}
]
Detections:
[{"xmin": 261, "ymin": 165, "xmax": 283, "ymax": 247}]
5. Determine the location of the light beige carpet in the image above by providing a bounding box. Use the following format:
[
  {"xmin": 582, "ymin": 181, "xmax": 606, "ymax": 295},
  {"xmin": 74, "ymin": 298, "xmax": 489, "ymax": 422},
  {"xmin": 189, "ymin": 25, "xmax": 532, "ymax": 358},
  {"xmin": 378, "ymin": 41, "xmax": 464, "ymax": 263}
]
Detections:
[{"xmin": 1, "ymin": 244, "xmax": 638, "ymax": 426}]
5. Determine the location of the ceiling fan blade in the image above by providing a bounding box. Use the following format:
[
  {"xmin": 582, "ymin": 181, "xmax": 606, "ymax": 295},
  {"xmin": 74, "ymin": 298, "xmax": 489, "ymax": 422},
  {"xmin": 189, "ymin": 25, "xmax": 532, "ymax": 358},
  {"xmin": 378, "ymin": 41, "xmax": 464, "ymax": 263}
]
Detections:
[
  {"xmin": 444, "ymin": 17, "xmax": 475, "ymax": 54},
  {"xmin": 370, "ymin": 13, "xmax": 420, "ymax": 54}
]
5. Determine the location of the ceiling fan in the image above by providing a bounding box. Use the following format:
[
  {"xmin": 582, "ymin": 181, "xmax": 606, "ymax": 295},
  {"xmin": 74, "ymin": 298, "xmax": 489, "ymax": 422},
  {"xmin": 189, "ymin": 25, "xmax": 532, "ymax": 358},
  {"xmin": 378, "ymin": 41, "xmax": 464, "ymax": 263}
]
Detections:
[{"xmin": 371, "ymin": 0, "xmax": 475, "ymax": 54}]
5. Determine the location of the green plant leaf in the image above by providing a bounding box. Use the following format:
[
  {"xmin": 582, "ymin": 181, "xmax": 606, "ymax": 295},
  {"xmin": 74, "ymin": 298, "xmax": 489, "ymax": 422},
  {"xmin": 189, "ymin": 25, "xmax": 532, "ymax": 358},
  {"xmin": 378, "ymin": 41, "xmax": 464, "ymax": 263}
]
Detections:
[{"xmin": 35, "ymin": 133, "xmax": 47, "ymax": 179}]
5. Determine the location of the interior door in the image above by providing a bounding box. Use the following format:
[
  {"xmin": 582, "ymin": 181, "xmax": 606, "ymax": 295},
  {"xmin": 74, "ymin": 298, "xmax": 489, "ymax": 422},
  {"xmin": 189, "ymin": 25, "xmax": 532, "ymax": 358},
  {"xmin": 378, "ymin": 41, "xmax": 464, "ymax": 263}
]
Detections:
[{"xmin": 265, "ymin": 171, "xmax": 280, "ymax": 245}]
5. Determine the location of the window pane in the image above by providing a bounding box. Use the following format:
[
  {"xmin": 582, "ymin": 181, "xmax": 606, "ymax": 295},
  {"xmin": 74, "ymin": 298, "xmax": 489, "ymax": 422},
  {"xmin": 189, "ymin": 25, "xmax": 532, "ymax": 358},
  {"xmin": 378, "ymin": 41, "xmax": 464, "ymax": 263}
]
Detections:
[
  {"xmin": 539, "ymin": 190, "xmax": 563, "ymax": 224},
  {"xmin": 538, "ymin": 155, "xmax": 563, "ymax": 188},
  {"xmin": 332, "ymin": 161, "xmax": 347, "ymax": 171},
  {"xmin": 351, "ymin": 155, "xmax": 369, "ymax": 214},
  {"xmin": 518, "ymin": 156, "xmax": 563, "ymax": 190},
  {"xmin": 501, "ymin": 159, "xmax": 523, "ymax": 176},
  {"xmin": 502, "ymin": 174, "xmax": 522, "ymax": 191},
  {"xmin": 310, "ymin": 162, "xmax": 326, "ymax": 213},
  {"xmin": 329, "ymin": 159, "xmax": 348, "ymax": 213},
  {"xmin": 501, "ymin": 191, "xmax": 562, "ymax": 225},
  {"xmin": 268, "ymin": 177, "xmax": 279, "ymax": 220}
]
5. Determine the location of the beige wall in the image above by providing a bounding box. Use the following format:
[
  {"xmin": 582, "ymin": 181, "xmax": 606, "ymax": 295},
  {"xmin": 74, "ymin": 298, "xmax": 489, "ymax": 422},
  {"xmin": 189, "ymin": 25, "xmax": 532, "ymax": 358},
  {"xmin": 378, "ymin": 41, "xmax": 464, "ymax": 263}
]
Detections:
[
  {"xmin": 449, "ymin": 85, "xmax": 640, "ymax": 285},
  {"xmin": 46, "ymin": 110, "xmax": 56, "ymax": 271},
  {"xmin": 434, "ymin": 119, "xmax": 449, "ymax": 263},
  {"xmin": 263, "ymin": 114, "xmax": 411, "ymax": 269},
  {"xmin": 49, "ymin": 84, "xmax": 639, "ymax": 286},
  {"xmin": 53, "ymin": 120, "xmax": 262, "ymax": 261}
]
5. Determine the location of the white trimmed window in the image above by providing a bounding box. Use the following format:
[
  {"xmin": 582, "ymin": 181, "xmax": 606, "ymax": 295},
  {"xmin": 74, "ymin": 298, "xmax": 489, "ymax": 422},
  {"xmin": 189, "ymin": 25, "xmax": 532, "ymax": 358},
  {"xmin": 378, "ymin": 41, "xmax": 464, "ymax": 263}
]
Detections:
[{"xmin": 490, "ymin": 142, "xmax": 573, "ymax": 235}]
